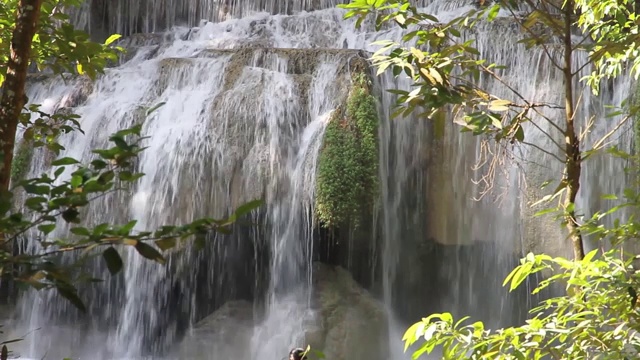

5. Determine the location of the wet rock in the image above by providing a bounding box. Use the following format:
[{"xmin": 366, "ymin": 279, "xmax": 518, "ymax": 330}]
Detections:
[
  {"xmin": 117, "ymin": 33, "xmax": 164, "ymax": 48},
  {"xmin": 0, "ymin": 304, "xmax": 12, "ymax": 322},
  {"xmin": 310, "ymin": 263, "xmax": 389, "ymax": 360},
  {"xmin": 175, "ymin": 300, "xmax": 255, "ymax": 360},
  {"xmin": 174, "ymin": 264, "xmax": 388, "ymax": 360}
]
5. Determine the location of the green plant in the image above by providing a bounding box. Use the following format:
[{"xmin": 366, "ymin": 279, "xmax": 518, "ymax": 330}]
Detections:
[
  {"xmin": 10, "ymin": 140, "xmax": 33, "ymax": 183},
  {"xmin": 315, "ymin": 73, "xmax": 379, "ymax": 227},
  {"xmin": 337, "ymin": 0, "xmax": 640, "ymax": 358},
  {"xmin": 339, "ymin": 0, "xmax": 640, "ymax": 260},
  {"xmin": 403, "ymin": 247, "xmax": 640, "ymax": 359},
  {"xmin": 1, "ymin": 120, "xmax": 262, "ymax": 307},
  {"xmin": 1, "ymin": 0, "xmax": 124, "ymax": 194},
  {"xmin": 0, "ymin": 1, "xmax": 263, "ymax": 357}
]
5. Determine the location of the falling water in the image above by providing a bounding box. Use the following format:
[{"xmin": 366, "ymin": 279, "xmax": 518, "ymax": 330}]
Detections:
[{"xmin": 6, "ymin": 0, "xmax": 635, "ymax": 359}]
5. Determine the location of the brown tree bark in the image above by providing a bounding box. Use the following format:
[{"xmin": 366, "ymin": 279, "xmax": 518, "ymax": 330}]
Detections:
[
  {"xmin": 0, "ymin": 0, "xmax": 43, "ymax": 193},
  {"xmin": 562, "ymin": 0, "xmax": 585, "ymax": 260},
  {"xmin": 0, "ymin": 1, "xmax": 43, "ymax": 295}
]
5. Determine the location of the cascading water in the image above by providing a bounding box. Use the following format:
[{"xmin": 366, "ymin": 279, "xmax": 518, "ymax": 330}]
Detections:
[{"xmin": 6, "ymin": 0, "xmax": 635, "ymax": 359}]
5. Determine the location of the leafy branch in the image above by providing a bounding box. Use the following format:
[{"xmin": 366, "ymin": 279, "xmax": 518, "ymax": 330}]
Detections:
[{"xmin": 0, "ymin": 117, "xmax": 263, "ymax": 311}]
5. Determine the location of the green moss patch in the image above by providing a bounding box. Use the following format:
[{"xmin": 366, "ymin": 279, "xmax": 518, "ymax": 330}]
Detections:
[
  {"xmin": 10, "ymin": 139, "xmax": 34, "ymax": 183},
  {"xmin": 315, "ymin": 73, "xmax": 379, "ymax": 228}
]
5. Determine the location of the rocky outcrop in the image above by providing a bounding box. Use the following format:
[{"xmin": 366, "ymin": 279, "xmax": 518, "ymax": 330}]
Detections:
[
  {"xmin": 174, "ymin": 263, "xmax": 388, "ymax": 360},
  {"xmin": 308, "ymin": 263, "xmax": 389, "ymax": 360},
  {"xmin": 176, "ymin": 300, "xmax": 255, "ymax": 359}
]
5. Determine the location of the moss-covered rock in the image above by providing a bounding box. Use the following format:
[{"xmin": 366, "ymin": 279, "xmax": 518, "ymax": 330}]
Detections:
[
  {"xmin": 308, "ymin": 262, "xmax": 389, "ymax": 360},
  {"xmin": 10, "ymin": 139, "xmax": 34, "ymax": 183},
  {"xmin": 315, "ymin": 72, "xmax": 379, "ymax": 228}
]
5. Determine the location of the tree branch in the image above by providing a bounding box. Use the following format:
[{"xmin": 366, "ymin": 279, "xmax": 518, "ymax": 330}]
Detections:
[
  {"xmin": 587, "ymin": 114, "xmax": 632, "ymax": 155},
  {"xmin": 522, "ymin": 141, "xmax": 565, "ymax": 163}
]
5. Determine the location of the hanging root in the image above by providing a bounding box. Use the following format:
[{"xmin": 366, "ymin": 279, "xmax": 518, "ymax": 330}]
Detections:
[{"xmin": 471, "ymin": 138, "xmax": 528, "ymax": 204}]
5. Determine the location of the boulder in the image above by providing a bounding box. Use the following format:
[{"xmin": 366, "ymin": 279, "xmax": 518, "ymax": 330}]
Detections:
[
  {"xmin": 175, "ymin": 300, "xmax": 255, "ymax": 359},
  {"xmin": 175, "ymin": 263, "xmax": 389, "ymax": 360},
  {"xmin": 309, "ymin": 263, "xmax": 389, "ymax": 360}
]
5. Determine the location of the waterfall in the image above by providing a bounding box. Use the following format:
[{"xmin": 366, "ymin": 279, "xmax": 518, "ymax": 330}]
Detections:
[{"xmin": 7, "ymin": 1, "xmax": 634, "ymax": 359}]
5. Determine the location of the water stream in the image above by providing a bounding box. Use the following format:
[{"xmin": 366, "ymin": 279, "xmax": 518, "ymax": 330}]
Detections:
[{"xmin": 6, "ymin": 0, "xmax": 634, "ymax": 359}]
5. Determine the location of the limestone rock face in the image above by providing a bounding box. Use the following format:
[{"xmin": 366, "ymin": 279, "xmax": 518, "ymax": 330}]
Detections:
[
  {"xmin": 0, "ymin": 304, "xmax": 12, "ymax": 323},
  {"xmin": 174, "ymin": 263, "xmax": 388, "ymax": 360},
  {"xmin": 176, "ymin": 300, "xmax": 255, "ymax": 359},
  {"xmin": 309, "ymin": 263, "xmax": 389, "ymax": 360}
]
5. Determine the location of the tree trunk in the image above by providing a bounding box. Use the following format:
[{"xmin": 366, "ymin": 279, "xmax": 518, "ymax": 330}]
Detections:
[
  {"xmin": 562, "ymin": 0, "xmax": 585, "ymax": 260},
  {"xmin": 0, "ymin": 0, "xmax": 43, "ymax": 297},
  {"xmin": 0, "ymin": 0, "xmax": 43, "ymax": 193}
]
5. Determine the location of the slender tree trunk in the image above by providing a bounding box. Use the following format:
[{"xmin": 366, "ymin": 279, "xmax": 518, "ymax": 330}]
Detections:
[
  {"xmin": 0, "ymin": 0, "xmax": 43, "ymax": 295},
  {"xmin": 562, "ymin": 0, "xmax": 585, "ymax": 260},
  {"xmin": 0, "ymin": 0, "xmax": 43, "ymax": 193}
]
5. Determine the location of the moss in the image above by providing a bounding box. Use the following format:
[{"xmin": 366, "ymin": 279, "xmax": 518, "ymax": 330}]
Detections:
[
  {"xmin": 634, "ymin": 80, "xmax": 640, "ymax": 157},
  {"xmin": 10, "ymin": 139, "xmax": 34, "ymax": 183},
  {"xmin": 315, "ymin": 72, "xmax": 379, "ymax": 228}
]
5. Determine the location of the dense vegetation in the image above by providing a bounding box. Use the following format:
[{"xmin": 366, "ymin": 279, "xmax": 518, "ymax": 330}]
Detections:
[
  {"xmin": 340, "ymin": 0, "xmax": 640, "ymax": 358},
  {"xmin": 0, "ymin": 1, "xmax": 260, "ymax": 358},
  {"xmin": 316, "ymin": 72, "xmax": 379, "ymax": 228},
  {"xmin": 3, "ymin": 0, "xmax": 640, "ymax": 358}
]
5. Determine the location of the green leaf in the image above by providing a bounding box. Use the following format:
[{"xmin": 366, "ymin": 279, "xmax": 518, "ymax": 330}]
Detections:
[
  {"xmin": 582, "ymin": 249, "xmax": 598, "ymax": 263},
  {"xmin": 38, "ymin": 223, "xmax": 56, "ymax": 235},
  {"xmin": 509, "ymin": 261, "xmax": 533, "ymax": 291},
  {"xmin": 514, "ymin": 124, "xmax": 525, "ymax": 142},
  {"xmin": 487, "ymin": 4, "xmax": 500, "ymax": 21},
  {"xmin": 121, "ymin": 220, "xmax": 137, "ymax": 234},
  {"xmin": 62, "ymin": 208, "xmax": 80, "ymax": 223},
  {"xmin": 70, "ymin": 227, "xmax": 91, "ymax": 236},
  {"xmin": 146, "ymin": 102, "xmax": 166, "ymax": 116},
  {"xmin": 155, "ymin": 238, "xmax": 177, "ymax": 251},
  {"xmin": 57, "ymin": 286, "xmax": 86, "ymax": 312},
  {"xmin": 227, "ymin": 199, "xmax": 264, "ymax": 223},
  {"xmin": 70, "ymin": 175, "xmax": 83, "ymax": 188},
  {"xmin": 104, "ymin": 33, "xmax": 122, "ymax": 46},
  {"xmin": 103, "ymin": 247, "xmax": 123, "ymax": 275},
  {"xmin": 23, "ymin": 184, "xmax": 50, "ymax": 195},
  {"xmin": 534, "ymin": 207, "xmax": 558, "ymax": 217},
  {"xmin": 134, "ymin": 242, "xmax": 165, "ymax": 264},
  {"xmin": 25, "ymin": 196, "xmax": 47, "ymax": 209},
  {"xmin": 91, "ymin": 159, "xmax": 108, "ymax": 170},
  {"xmin": 51, "ymin": 157, "xmax": 80, "ymax": 166},
  {"xmin": 119, "ymin": 171, "xmax": 144, "ymax": 182}
]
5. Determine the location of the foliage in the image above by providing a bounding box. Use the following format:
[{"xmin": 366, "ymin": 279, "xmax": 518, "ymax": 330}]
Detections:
[
  {"xmin": 0, "ymin": 0, "xmax": 263, "ymax": 351},
  {"xmin": 0, "ymin": 0, "xmax": 122, "ymax": 87},
  {"xmin": 402, "ymin": 194, "xmax": 640, "ymax": 359},
  {"xmin": 0, "ymin": 118, "xmax": 263, "ymax": 311},
  {"xmin": 338, "ymin": 0, "xmax": 640, "ymax": 359},
  {"xmin": 575, "ymin": 0, "xmax": 640, "ymax": 93},
  {"xmin": 403, "ymin": 249, "xmax": 640, "ymax": 359},
  {"xmin": 339, "ymin": 0, "xmax": 640, "ymax": 260},
  {"xmin": 315, "ymin": 72, "xmax": 379, "ymax": 227},
  {"xmin": 300, "ymin": 344, "xmax": 326, "ymax": 360},
  {"xmin": 0, "ymin": 0, "xmax": 260, "ymax": 330},
  {"xmin": 400, "ymin": 168, "xmax": 640, "ymax": 359}
]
